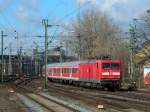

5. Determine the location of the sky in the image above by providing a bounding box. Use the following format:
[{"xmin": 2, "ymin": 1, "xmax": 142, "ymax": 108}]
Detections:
[{"xmin": 0, "ymin": 0, "xmax": 150, "ymax": 54}]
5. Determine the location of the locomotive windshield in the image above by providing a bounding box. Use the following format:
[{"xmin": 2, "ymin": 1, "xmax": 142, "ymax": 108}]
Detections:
[
  {"xmin": 102, "ymin": 63, "xmax": 120, "ymax": 69},
  {"xmin": 111, "ymin": 63, "xmax": 120, "ymax": 69},
  {"xmin": 102, "ymin": 63, "xmax": 110, "ymax": 69}
]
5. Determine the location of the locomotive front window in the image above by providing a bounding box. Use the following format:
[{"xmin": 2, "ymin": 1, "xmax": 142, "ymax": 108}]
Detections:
[
  {"xmin": 102, "ymin": 63, "xmax": 110, "ymax": 69},
  {"xmin": 111, "ymin": 63, "xmax": 120, "ymax": 69}
]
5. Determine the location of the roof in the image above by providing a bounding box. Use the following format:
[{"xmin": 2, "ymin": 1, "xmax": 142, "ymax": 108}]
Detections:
[
  {"xmin": 47, "ymin": 59, "xmax": 120, "ymax": 67},
  {"xmin": 47, "ymin": 60, "xmax": 96, "ymax": 67}
]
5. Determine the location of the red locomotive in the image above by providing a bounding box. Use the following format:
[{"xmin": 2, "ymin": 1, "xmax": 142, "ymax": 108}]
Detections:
[{"xmin": 45, "ymin": 60, "xmax": 121, "ymax": 90}]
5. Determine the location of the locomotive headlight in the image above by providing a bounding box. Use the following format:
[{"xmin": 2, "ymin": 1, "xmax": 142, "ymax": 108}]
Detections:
[
  {"xmin": 112, "ymin": 72, "xmax": 120, "ymax": 75},
  {"xmin": 102, "ymin": 72, "xmax": 109, "ymax": 75}
]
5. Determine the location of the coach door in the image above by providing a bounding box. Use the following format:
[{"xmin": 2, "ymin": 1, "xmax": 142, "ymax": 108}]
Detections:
[{"xmin": 88, "ymin": 65, "xmax": 91, "ymax": 81}]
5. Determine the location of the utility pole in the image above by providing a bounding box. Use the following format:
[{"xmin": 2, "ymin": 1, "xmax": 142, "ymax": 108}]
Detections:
[
  {"xmin": 19, "ymin": 46, "xmax": 23, "ymax": 75},
  {"xmin": 34, "ymin": 45, "xmax": 39, "ymax": 76},
  {"xmin": 8, "ymin": 43, "xmax": 12, "ymax": 77},
  {"xmin": 78, "ymin": 34, "xmax": 82, "ymax": 60},
  {"xmin": 78, "ymin": 2, "xmax": 82, "ymax": 61},
  {"xmin": 59, "ymin": 42, "xmax": 63, "ymax": 63},
  {"xmin": 42, "ymin": 19, "xmax": 48, "ymax": 90},
  {"xmin": 1, "ymin": 31, "xmax": 3, "ymax": 83},
  {"xmin": 42, "ymin": 19, "xmax": 59, "ymax": 89},
  {"xmin": 14, "ymin": 30, "xmax": 19, "ymax": 55},
  {"xmin": 14, "ymin": 30, "xmax": 20, "ymax": 76},
  {"xmin": 1, "ymin": 31, "xmax": 7, "ymax": 83}
]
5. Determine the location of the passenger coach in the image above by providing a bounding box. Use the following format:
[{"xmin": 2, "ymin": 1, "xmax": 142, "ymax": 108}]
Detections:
[{"xmin": 45, "ymin": 60, "xmax": 121, "ymax": 90}]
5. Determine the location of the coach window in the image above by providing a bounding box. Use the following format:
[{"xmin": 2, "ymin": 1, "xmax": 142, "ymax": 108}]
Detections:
[
  {"xmin": 49, "ymin": 69, "xmax": 52, "ymax": 74},
  {"xmin": 51, "ymin": 68, "xmax": 53, "ymax": 73},
  {"xmin": 66, "ymin": 68, "xmax": 68, "ymax": 73},
  {"xmin": 72, "ymin": 68, "xmax": 74, "ymax": 73},
  {"xmin": 57, "ymin": 68, "xmax": 60, "ymax": 73},
  {"xmin": 67, "ymin": 68, "xmax": 69, "ymax": 73},
  {"xmin": 69, "ymin": 68, "xmax": 71, "ymax": 74},
  {"xmin": 56, "ymin": 68, "xmax": 58, "ymax": 73},
  {"xmin": 55, "ymin": 68, "xmax": 57, "ymax": 73},
  {"xmin": 102, "ymin": 63, "xmax": 110, "ymax": 69},
  {"xmin": 62, "ymin": 68, "xmax": 63, "ymax": 73},
  {"xmin": 64, "ymin": 68, "xmax": 66, "ymax": 73},
  {"xmin": 64, "ymin": 68, "xmax": 65, "ymax": 73},
  {"xmin": 53, "ymin": 68, "xmax": 55, "ymax": 73},
  {"xmin": 51, "ymin": 69, "xmax": 53, "ymax": 73},
  {"xmin": 70, "ymin": 68, "xmax": 72, "ymax": 73},
  {"xmin": 59, "ymin": 68, "xmax": 61, "ymax": 73},
  {"xmin": 63, "ymin": 68, "xmax": 65, "ymax": 73},
  {"xmin": 60, "ymin": 68, "xmax": 62, "ymax": 74},
  {"xmin": 54, "ymin": 68, "xmax": 57, "ymax": 73},
  {"xmin": 56, "ymin": 68, "xmax": 57, "ymax": 73},
  {"xmin": 65, "ymin": 68, "xmax": 67, "ymax": 73},
  {"xmin": 58, "ymin": 68, "xmax": 60, "ymax": 73},
  {"xmin": 51, "ymin": 69, "xmax": 53, "ymax": 74},
  {"xmin": 72, "ymin": 68, "xmax": 77, "ymax": 73}
]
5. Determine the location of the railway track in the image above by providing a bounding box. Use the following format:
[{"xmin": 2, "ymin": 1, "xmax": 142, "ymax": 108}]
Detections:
[
  {"xmin": 16, "ymin": 84, "xmax": 91, "ymax": 112},
  {"xmin": 49, "ymin": 82, "xmax": 150, "ymax": 102},
  {"xmin": 14, "ymin": 78, "xmax": 74, "ymax": 112},
  {"xmin": 26, "ymin": 93, "xmax": 74, "ymax": 112},
  {"xmin": 18, "ymin": 93, "xmax": 75, "ymax": 112},
  {"xmin": 46, "ymin": 84, "xmax": 150, "ymax": 112},
  {"xmin": 45, "ymin": 81, "xmax": 150, "ymax": 111},
  {"xmin": 16, "ymin": 79, "xmax": 119, "ymax": 112},
  {"xmin": 16, "ymin": 79, "xmax": 150, "ymax": 112},
  {"xmin": 137, "ymin": 89, "xmax": 150, "ymax": 94}
]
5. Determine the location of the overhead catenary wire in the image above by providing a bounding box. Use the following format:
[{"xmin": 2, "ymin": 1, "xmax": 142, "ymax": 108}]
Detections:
[
  {"xmin": 0, "ymin": 1, "xmax": 91, "ymax": 55},
  {"xmin": 49, "ymin": 1, "xmax": 91, "ymax": 43},
  {"xmin": 30, "ymin": 1, "xmax": 90, "ymax": 49}
]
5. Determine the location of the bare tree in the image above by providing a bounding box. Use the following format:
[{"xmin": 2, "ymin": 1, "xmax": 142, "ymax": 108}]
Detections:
[
  {"xmin": 69, "ymin": 7, "xmax": 128, "ymax": 61},
  {"xmin": 133, "ymin": 12, "xmax": 150, "ymax": 47}
]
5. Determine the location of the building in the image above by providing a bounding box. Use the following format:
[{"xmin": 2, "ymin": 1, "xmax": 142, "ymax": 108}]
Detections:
[{"xmin": 134, "ymin": 41, "xmax": 150, "ymax": 88}]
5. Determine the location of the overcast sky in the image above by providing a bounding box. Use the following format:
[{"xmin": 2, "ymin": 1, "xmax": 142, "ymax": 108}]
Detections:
[{"xmin": 0, "ymin": 0, "xmax": 149, "ymax": 54}]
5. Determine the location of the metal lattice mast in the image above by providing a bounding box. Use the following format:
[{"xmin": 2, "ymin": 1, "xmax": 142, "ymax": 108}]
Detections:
[{"xmin": 129, "ymin": 25, "xmax": 137, "ymax": 83}]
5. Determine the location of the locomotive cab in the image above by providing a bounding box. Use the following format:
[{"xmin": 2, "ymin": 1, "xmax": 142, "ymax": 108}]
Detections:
[
  {"xmin": 98, "ymin": 60, "xmax": 121, "ymax": 90},
  {"xmin": 101, "ymin": 62, "xmax": 120, "ymax": 79}
]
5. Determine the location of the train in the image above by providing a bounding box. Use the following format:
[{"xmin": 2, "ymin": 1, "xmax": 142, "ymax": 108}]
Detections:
[{"xmin": 43, "ymin": 60, "xmax": 122, "ymax": 90}]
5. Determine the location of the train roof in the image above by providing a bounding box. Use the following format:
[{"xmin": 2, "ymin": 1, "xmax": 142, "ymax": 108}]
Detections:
[
  {"xmin": 47, "ymin": 60, "xmax": 120, "ymax": 67},
  {"xmin": 47, "ymin": 60, "xmax": 96, "ymax": 67}
]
